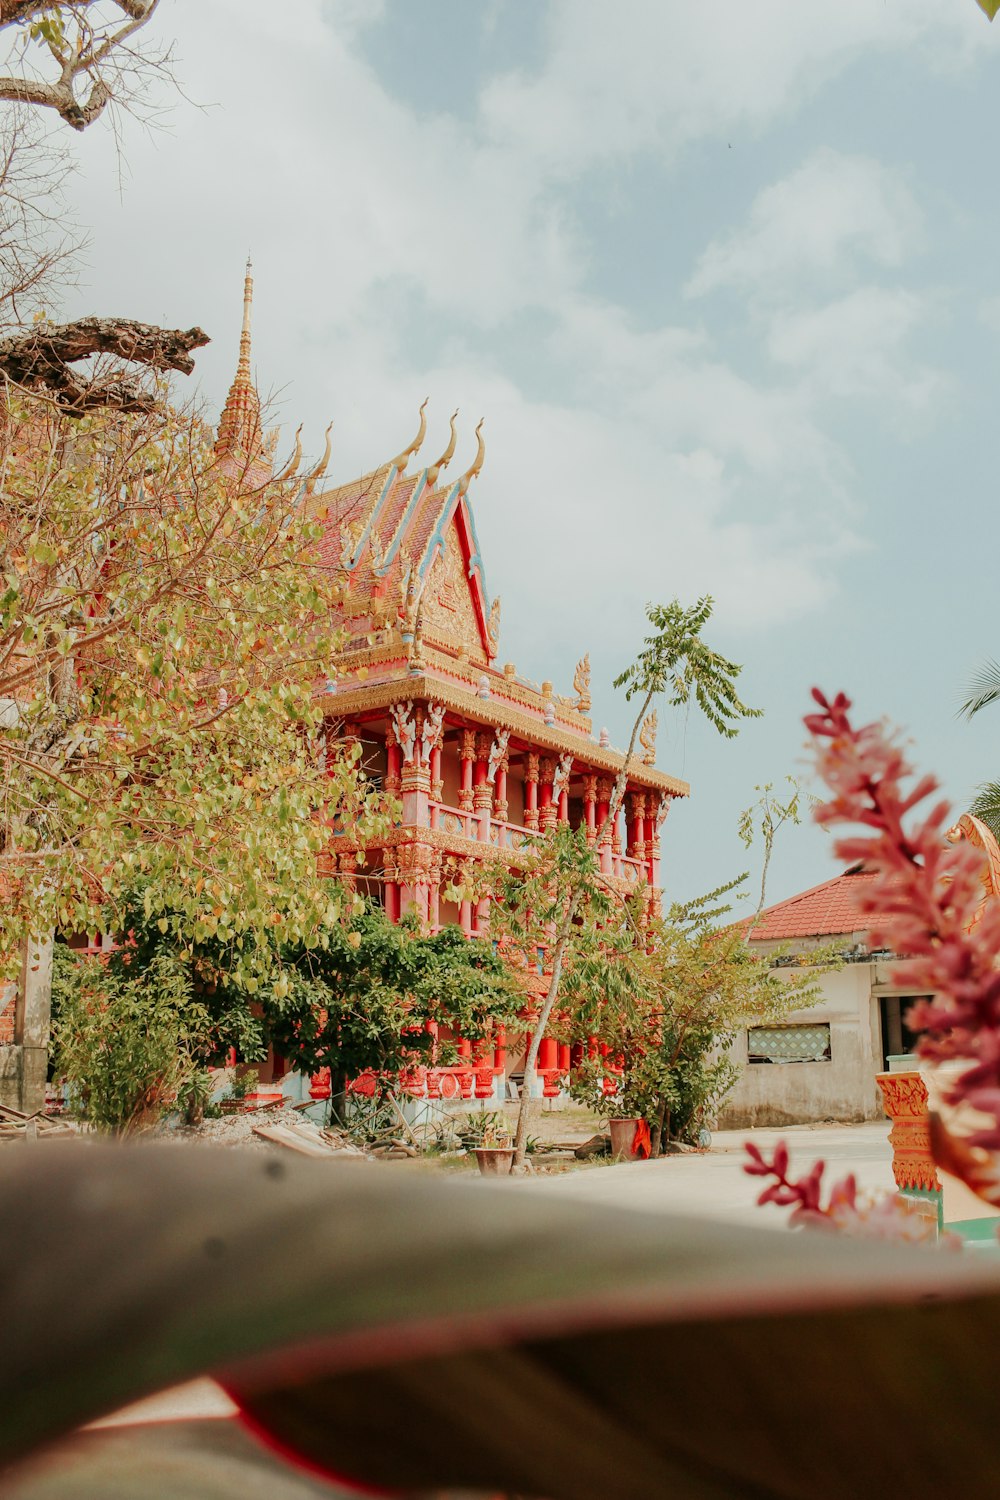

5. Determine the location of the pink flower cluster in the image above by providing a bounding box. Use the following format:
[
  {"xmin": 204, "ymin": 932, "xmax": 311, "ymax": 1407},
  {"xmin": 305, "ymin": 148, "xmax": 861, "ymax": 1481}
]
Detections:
[
  {"xmin": 806, "ymin": 689, "xmax": 1000, "ymax": 1148},
  {"xmin": 744, "ymin": 1140, "xmax": 940, "ymax": 1244}
]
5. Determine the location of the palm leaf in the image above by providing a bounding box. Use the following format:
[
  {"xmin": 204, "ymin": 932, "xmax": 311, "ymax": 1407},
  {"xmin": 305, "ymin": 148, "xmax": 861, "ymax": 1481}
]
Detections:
[
  {"xmin": 959, "ymin": 658, "xmax": 1000, "ymax": 719},
  {"xmin": 969, "ymin": 782, "xmax": 1000, "ymax": 841},
  {"xmin": 5, "ymin": 1145, "xmax": 1000, "ymax": 1499}
]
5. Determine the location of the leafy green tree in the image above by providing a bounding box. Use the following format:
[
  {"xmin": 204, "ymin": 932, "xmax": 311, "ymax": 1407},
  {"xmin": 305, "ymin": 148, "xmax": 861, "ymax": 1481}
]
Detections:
[
  {"xmin": 491, "ymin": 595, "xmax": 760, "ymax": 1169},
  {"xmin": 50, "ymin": 942, "xmax": 212, "ymax": 1135},
  {"xmin": 0, "ymin": 393, "xmax": 385, "ymax": 987},
  {"xmin": 264, "ymin": 906, "xmax": 522, "ymax": 1123},
  {"xmin": 565, "ymin": 883, "xmax": 821, "ymax": 1151}
]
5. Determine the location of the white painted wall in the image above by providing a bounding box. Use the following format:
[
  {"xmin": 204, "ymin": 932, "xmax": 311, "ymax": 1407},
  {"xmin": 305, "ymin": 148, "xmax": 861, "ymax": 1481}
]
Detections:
[{"xmin": 717, "ymin": 963, "xmax": 884, "ymax": 1129}]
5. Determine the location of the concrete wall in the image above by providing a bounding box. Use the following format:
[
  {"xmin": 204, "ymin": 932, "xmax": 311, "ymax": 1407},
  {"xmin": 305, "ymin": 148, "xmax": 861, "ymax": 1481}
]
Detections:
[
  {"xmin": 0, "ymin": 1044, "xmax": 23, "ymax": 1111},
  {"xmin": 716, "ymin": 963, "xmax": 884, "ymax": 1129}
]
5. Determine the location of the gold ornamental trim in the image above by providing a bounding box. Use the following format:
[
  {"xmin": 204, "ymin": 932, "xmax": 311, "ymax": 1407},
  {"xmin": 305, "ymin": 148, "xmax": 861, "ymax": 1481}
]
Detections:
[{"xmin": 320, "ymin": 673, "xmax": 689, "ymax": 797}]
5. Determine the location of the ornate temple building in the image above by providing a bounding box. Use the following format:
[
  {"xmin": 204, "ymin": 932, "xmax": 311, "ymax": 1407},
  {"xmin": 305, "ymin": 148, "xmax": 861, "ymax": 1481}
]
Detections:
[{"xmin": 219, "ymin": 267, "xmax": 689, "ymax": 1104}]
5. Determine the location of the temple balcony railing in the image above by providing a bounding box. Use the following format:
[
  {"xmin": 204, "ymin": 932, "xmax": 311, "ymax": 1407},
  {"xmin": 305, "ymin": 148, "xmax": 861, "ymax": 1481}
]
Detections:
[
  {"xmin": 429, "ymin": 800, "xmax": 477, "ymax": 839},
  {"xmin": 488, "ymin": 816, "xmax": 537, "ymax": 853}
]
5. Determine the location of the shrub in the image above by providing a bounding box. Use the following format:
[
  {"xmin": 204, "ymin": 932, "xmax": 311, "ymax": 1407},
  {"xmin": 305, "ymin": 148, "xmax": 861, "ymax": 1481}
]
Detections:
[{"xmin": 51, "ymin": 947, "xmax": 212, "ymax": 1135}]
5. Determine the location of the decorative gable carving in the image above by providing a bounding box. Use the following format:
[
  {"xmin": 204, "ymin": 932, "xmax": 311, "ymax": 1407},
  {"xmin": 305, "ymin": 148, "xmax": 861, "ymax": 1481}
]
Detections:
[{"xmin": 421, "ymin": 522, "xmax": 488, "ymax": 664}]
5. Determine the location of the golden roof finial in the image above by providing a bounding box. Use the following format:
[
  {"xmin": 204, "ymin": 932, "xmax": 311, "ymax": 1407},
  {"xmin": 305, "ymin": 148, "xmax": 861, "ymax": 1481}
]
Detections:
[
  {"xmin": 276, "ymin": 424, "xmax": 303, "ymax": 482},
  {"xmin": 458, "ymin": 418, "xmax": 485, "ymax": 496},
  {"xmin": 304, "ymin": 422, "xmax": 333, "ymax": 495},
  {"xmin": 391, "ymin": 397, "xmax": 429, "ymax": 473},
  {"xmin": 426, "ymin": 409, "xmax": 458, "ymax": 487}
]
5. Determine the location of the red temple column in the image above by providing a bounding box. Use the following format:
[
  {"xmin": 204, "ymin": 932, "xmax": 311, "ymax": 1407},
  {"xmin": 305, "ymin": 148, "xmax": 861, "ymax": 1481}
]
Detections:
[
  {"xmin": 429, "ymin": 744, "xmax": 442, "ymax": 828},
  {"xmin": 524, "ymin": 752, "xmax": 539, "ymax": 831},
  {"xmin": 428, "ymin": 853, "xmax": 441, "ymax": 930},
  {"xmin": 596, "ymin": 777, "xmax": 613, "ymax": 874},
  {"xmin": 539, "ymin": 756, "xmax": 556, "ymax": 830},
  {"xmin": 459, "ymin": 859, "xmax": 473, "ymax": 936},
  {"xmin": 385, "ymin": 732, "xmax": 402, "ymax": 804},
  {"xmin": 583, "ymin": 774, "xmax": 597, "ymax": 846},
  {"xmin": 628, "ymin": 792, "xmax": 646, "ymax": 862},
  {"xmin": 459, "ymin": 729, "xmax": 475, "ymax": 835},
  {"xmin": 494, "ymin": 760, "xmax": 508, "ymax": 825},
  {"xmin": 474, "ymin": 731, "xmax": 493, "ymax": 842},
  {"xmin": 383, "ymin": 848, "xmax": 400, "ymax": 922}
]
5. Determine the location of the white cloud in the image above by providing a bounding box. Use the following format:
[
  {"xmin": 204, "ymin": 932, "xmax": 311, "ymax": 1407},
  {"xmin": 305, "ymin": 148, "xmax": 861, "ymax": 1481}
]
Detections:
[
  {"xmin": 687, "ymin": 150, "xmax": 922, "ymax": 298},
  {"xmin": 480, "ymin": 0, "xmax": 985, "ymax": 179},
  {"xmin": 54, "ymin": 0, "xmax": 973, "ymax": 666},
  {"xmin": 767, "ymin": 287, "xmax": 941, "ymax": 407}
]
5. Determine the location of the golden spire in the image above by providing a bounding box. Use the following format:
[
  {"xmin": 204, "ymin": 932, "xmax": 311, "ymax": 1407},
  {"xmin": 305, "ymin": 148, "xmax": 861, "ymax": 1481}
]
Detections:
[
  {"xmin": 217, "ymin": 256, "xmax": 264, "ymax": 467},
  {"xmin": 391, "ymin": 397, "xmax": 428, "ymax": 472},
  {"xmin": 427, "ymin": 409, "xmax": 458, "ymax": 487},
  {"xmin": 237, "ymin": 254, "xmax": 253, "ymax": 380},
  {"xmin": 457, "ymin": 418, "xmax": 485, "ymax": 496}
]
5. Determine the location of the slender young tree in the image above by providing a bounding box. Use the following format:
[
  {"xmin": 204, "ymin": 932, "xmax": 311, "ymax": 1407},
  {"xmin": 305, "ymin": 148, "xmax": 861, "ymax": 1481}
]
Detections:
[
  {"xmin": 738, "ymin": 776, "xmax": 811, "ymax": 927},
  {"xmin": 493, "ymin": 596, "xmax": 760, "ymax": 1169}
]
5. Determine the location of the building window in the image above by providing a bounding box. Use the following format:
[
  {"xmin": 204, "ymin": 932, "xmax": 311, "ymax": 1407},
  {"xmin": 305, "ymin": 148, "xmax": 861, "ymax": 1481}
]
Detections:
[{"xmin": 748, "ymin": 1024, "xmax": 831, "ymax": 1064}]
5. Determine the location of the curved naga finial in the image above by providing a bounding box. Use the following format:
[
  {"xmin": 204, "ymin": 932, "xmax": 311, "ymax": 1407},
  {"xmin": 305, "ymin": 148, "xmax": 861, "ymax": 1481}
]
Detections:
[
  {"xmin": 391, "ymin": 397, "xmax": 429, "ymax": 473},
  {"xmin": 275, "ymin": 424, "xmax": 303, "ymax": 482},
  {"xmin": 458, "ymin": 418, "xmax": 485, "ymax": 496},
  {"xmin": 946, "ymin": 811, "xmax": 1000, "ymax": 923},
  {"xmin": 426, "ymin": 409, "xmax": 459, "ymax": 487},
  {"xmin": 304, "ymin": 422, "xmax": 333, "ymax": 495}
]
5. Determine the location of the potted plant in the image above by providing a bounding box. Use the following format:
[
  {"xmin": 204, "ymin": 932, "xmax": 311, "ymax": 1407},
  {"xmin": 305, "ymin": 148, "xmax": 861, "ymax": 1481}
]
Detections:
[{"xmin": 471, "ymin": 1117, "xmax": 515, "ymax": 1176}]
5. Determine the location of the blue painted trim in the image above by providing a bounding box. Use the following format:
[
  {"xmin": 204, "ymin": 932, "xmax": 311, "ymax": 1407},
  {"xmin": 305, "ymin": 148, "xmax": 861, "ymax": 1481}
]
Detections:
[
  {"xmin": 350, "ymin": 465, "xmax": 400, "ymax": 570},
  {"xmin": 463, "ymin": 493, "xmax": 490, "ymax": 599},
  {"xmin": 419, "ymin": 484, "xmax": 491, "ymax": 604},
  {"xmin": 418, "ymin": 480, "xmax": 462, "ymax": 579},
  {"xmin": 373, "ymin": 470, "xmax": 428, "ymax": 576}
]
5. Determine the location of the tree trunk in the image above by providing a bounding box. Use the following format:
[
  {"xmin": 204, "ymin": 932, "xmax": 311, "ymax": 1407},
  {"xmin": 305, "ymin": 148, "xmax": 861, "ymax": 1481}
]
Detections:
[
  {"xmin": 328, "ymin": 1065, "xmax": 350, "ymax": 1129},
  {"xmin": 510, "ymin": 686, "xmax": 656, "ymax": 1170},
  {"xmin": 12, "ymin": 932, "xmax": 53, "ymax": 1114},
  {"xmin": 650, "ymin": 1095, "xmax": 668, "ymax": 1158},
  {"xmin": 512, "ymin": 927, "xmax": 572, "ymax": 1169}
]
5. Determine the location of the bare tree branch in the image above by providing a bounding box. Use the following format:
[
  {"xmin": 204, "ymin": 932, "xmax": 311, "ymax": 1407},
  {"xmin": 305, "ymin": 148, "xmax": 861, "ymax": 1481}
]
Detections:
[
  {"xmin": 0, "ymin": 317, "xmax": 209, "ymax": 411},
  {"xmin": 0, "ymin": 1, "xmax": 164, "ymax": 131}
]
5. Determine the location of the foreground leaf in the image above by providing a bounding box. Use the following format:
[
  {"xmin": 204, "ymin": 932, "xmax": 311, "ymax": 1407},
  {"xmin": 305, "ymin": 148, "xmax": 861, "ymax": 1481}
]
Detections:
[
  {"xmin": 4, "ymin": 1145, "xmax": 1000, "ymax": 1499},
  {"xmin": 0, "ymin": 1419, "xmax": 356, "ymax": 1500}
]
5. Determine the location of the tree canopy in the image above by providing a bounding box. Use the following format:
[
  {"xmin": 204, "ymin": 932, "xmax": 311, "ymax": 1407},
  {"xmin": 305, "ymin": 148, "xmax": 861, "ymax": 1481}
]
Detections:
[{"xmin": 0, "ymin": 392, "xmax": 383, "ymax": 984}]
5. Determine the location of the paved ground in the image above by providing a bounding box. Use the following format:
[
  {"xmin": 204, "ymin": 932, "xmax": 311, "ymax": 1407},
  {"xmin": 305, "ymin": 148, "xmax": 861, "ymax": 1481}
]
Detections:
[{"xmin": 534, "ymin": 1119, "xmax": 896, "ymax": 1231}]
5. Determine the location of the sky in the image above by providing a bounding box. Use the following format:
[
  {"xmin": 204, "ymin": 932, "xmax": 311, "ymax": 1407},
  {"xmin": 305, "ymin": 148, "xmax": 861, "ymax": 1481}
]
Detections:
[{"xmin": 44, "ymin": 0, "xmax": 1000, "ymax": 911}]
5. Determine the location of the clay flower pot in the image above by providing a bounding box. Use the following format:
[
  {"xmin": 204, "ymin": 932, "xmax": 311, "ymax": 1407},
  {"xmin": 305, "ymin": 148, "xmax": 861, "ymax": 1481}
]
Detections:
[
  {"xmin": 474, "ymin": 1146, "xmax": 515, "ymax": 1176},
  {"xmin": 608, "ymin": 1118, "xmax": 643, "ymax": 1162}
]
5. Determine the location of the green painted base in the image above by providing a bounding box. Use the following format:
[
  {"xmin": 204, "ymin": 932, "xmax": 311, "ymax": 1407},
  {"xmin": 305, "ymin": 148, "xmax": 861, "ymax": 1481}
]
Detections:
[
  {"xmin": 946, "ymin": 1217, "xmax": 1000, "ymax": 1253},
  {"xmin": 900, "ymin": 1185, "xmax": 943, "ymax": 1231}
]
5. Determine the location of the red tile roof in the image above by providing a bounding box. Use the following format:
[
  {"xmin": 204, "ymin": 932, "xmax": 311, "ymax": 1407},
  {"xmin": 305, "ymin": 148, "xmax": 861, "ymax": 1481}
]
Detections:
[{"xmin": 747, "ymin": 864, "xmax": 887, "ymax": 942}]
